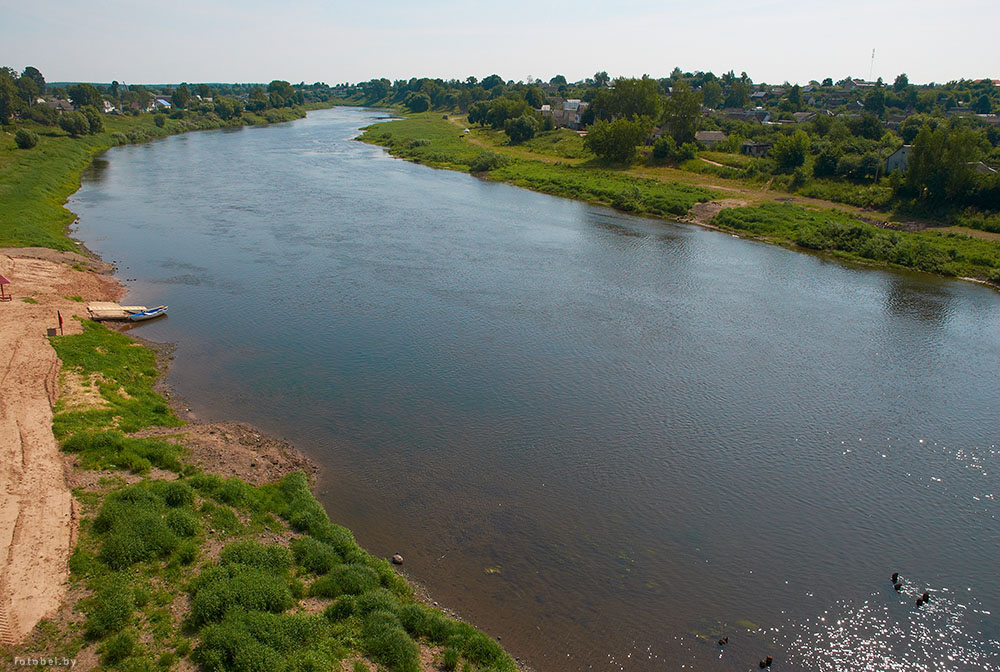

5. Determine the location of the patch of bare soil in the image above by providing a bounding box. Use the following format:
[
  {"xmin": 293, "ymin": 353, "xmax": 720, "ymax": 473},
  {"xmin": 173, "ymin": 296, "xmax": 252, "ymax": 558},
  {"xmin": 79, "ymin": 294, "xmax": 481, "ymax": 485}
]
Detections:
[{"xmin": 680, "ymin": 199, "xmax": 749, "ymax": 228}]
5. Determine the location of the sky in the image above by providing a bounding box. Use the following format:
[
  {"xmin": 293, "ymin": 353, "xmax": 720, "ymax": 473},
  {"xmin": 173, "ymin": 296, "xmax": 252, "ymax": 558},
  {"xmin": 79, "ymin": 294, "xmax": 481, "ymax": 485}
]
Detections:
[{"xmin": 2, "ymin": 0, "xmax": 998, "ymax": 86}]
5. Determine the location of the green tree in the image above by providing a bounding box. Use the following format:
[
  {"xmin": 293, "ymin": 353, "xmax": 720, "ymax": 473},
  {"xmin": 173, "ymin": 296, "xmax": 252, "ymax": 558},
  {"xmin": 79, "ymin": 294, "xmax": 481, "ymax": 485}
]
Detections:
[
  {"xmin": 16, "ymin": 76, "xmax": 39, "ymax": 105},
  {"xmin": 821, "ymin": 77, "xmax": 833, "ymax": 87},
  {"xmin": 485, "ymin": 97, "xmax": 531, "ymax": 129},
  {"xmin": 591, "ymin": 77, "xmax": 660, "ymax": 122},
  {"xmin": 504, "ymin": 114, "xmax": 541, "ymax": 143},
  {"xmin": 905, "ymin": 125, "xmax": 988, "ymax": 202},
  {"xmin": 974, "ymin": 94, "xmax": 992, "ymax": 114},
  {"xmin": 524, "ymin": 86, "xmax": 546, "ymax": 109},
  {"xmin": 21, "ymin": 66, "xmax": 45, "ymax": 92},
  {"xmin": 82, "ymin": 105, "xmax": 104, "ymax": 134},
  {"xmin": 850, "ymin": 112, "xmax": 884, "ymax": 140},
  {"xmin": 14, "ymin": 128, "xmax": 38, "ymax": 149},
  {"xmin": 724, "ymin": 80, "xmax": 750, "ymax": 108},
  {"xmin": 68, "ymin": 83, "xmax": 101, "ymax": 108},
  {"xmin": 662, "ymin": 80, "xmax": 702, "ymax": 145},
  {"xmin": 893, "ymin": 73, "xmax": 909, "ymax": 92},
  {"xmin": 549, "ymin": 75, "xmax": 567, "ymax": 86},
  {"xmin": 788, "ymin": 84, "xmax": 802, "ymax": 111},
  {"xmin": 702, "ymin": 79, "xmax": 723, "ymax": 109},
  {"xmin": 480, "ymin": 74, "xmax": 504, "ymax": 90},
  {"xmin": 196, "ymin": 83, "xmax": 211, "ymax": 98},
  {"xmin": 864, "ymin": 88, "xmax": 886, "ymax": 118},
  {"xmin": 593, "ymin": 71, "xmax": 610, "ymax": 87},
  {"xmin": 467, "ymin": 100, "xmax": 490, "ymax": 126},
  {"xmin": 171, "ymin": 84, "xmax": 191, "ymax": 109},
  {"xmin": 404, "ymin": 92, "xmax": 430, "ymax": 112},
  {"xmin": 246, "ymin": 86, "xmax": 268, "ymax": 112},
  {"xmin": 0, "ymin": 68, "xmax": 20, "ymax": 122},
  {"xmin": 58, "ymin": 111, "xmax": 91, "ymax": 136},
  {"xmin": 771, "ymin": 130, "xmax": 811, "ymax": 173},
  {"xmin": 583, "ymin": 116, "xmax": 654, "ymax": 163}
]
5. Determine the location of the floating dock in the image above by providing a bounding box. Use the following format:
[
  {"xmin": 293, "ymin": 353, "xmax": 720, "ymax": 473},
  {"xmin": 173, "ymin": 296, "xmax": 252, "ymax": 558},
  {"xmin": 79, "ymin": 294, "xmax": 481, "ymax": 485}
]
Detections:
[{"xmin": 87, "ymin": 302, "xmax": 148, "ymax": 321}]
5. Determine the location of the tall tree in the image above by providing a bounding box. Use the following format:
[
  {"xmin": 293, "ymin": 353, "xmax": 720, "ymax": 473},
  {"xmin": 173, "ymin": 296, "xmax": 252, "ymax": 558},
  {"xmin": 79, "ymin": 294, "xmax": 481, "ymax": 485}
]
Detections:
[
  {"xmin": 590, "ymin": 76, "xmax": 660, "ymax": 122},
  {"xmin": 171, "ymin": 83, "xmax": 191, "ymax": 109},
  {"xmin": 662, "ymin": 80, "xmax": 702, "ymax": 145},
  {"xmin": 893, "ymin": 73, "xmax": 909, "ymax": 92},
  {"xmin": 0, "ymin": 67, "xmax": 21, "ymax": 122},
  {"xmin": 864, "ymin": 88, "xmax": 886, "ymax": 118},
  {"xmin": 593, "ymin": 71, "xmax": 610, "ymax": 87},
  {"xmin": 583, "ymin": 116, "xmax": 654, "ymax": 163},
  {"xmin": 788, "ymin": 84, "xmax": 802, "ymax": 111},
  {"xmin": 702, "ymin": 79, "xmax": 723, "ymax": 109},
  {"xmin": 21, "ymin": 66, "xmax": 45, "ymax": 92},
  {"xmin": 906, "ymin": 125, "xmax": 988, "ymax": 202},
  {"xmin": 68, "ymin": 83, "xmax": 101, "ymax": 108},
  {"xmin": 724, "ymin": 80, "xmax": 750, "ymax": 108}
]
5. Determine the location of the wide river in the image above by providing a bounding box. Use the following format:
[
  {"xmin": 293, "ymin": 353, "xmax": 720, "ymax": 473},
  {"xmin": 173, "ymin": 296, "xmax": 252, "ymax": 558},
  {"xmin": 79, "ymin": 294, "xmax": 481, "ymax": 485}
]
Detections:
[{"xmin": 70, "ymin": 107, "xmax": 999, "ymax": 671}]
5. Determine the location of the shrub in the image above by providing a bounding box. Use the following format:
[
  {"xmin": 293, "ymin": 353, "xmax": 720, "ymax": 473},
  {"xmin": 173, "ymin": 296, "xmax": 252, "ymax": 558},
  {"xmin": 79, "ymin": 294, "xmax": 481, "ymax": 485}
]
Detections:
[
  {"xmin": 361, "ymin": 611, "xmax": 420, "ymax": 672},
  {"xmin": 219, "ymin": 541, "xmax": 292, "ymax": 574},
  {"xmin": 652, "ymin": 135, "xmax": 676, "ymax": 160},
  {"xmin": 100, "ymin": 630, "xmax": 136, "ymax": 665},
  {"xmin": 82, "ymin": 106, "xmax": 104, "ymax": 134},
  {"xmin": 468, "ymin": 151, "xmax": 510, "ymax": 173},
  {"xmin": 58, "ymin": 111, "xmax": 90, "ymax": 137},
  {"xmin": 504, "ymin": 114, "xmax": 541, "ymax": 144},
  {"xmin": 291, "ymin": 536, "xmax": 342, "ymax": 574},
  {"xmin": 154, "ymin": 114, "xmax": 166, "ymax": 127},
  {"xmin": 309, "ymin": 564, "xmax": 380, "ymax": 598},
  {"xmin": 85, "ymin": 579, "xmax": 135, "ymax": 639},
  {"xmin": 189, "ymin": 565, "xmax": 294, "ymax": 625},
  {"xmin": 14, "ymin": 128, "xmax": 38, "ymax": 149}
]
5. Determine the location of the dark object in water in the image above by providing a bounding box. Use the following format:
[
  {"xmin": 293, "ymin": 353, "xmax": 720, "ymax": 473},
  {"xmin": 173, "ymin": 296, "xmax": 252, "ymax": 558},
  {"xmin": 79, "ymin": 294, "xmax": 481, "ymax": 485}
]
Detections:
[
  {"xmin": 718, "ymin": 636, "xmax": 728, "ymax": 646},
  {"xmin": 391, "ymin": 553, "xmax": 404, "ymax": 565},
  {"xmin": 894, "ymin": 582, "xmax": 903, "ymax": 592},
  {"xmin": 921, "ymin": 591, "xmax": 930, "ymax": 602},
  {"xmin": 759, "ymin": 655, "xmax": 773, "ymax": 668},
  {"xmin": 891, "ymin": 572, "xmax": 899, "ymax": 583}
]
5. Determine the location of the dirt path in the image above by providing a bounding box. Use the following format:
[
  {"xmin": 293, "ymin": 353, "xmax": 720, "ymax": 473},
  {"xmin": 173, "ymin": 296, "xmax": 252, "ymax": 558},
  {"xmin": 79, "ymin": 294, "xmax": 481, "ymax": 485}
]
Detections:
[{"xmin": 0, "ymin": 248, "xmax": 119, "ymax": 645}]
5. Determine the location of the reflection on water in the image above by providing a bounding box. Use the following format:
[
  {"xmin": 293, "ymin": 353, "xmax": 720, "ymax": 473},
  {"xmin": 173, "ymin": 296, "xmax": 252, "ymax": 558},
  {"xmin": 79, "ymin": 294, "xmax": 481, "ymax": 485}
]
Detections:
[{"xmin": 68, "ymin": 108, "xmax": 1000, "ymax": 672}]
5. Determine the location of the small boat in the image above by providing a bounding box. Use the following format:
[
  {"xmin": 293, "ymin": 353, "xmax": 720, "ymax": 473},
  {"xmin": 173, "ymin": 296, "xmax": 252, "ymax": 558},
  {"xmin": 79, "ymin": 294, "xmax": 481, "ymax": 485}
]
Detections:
[{"xmin": 128, "ymin": 305, "xmax": 168, "ymax": 322}]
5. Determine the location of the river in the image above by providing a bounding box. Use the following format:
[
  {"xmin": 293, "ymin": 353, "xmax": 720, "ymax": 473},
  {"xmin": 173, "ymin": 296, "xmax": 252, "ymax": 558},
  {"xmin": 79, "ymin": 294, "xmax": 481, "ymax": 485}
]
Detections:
[{"xmin": 69, "ymin": 107, "xmax": 1000, "ymax": 671}]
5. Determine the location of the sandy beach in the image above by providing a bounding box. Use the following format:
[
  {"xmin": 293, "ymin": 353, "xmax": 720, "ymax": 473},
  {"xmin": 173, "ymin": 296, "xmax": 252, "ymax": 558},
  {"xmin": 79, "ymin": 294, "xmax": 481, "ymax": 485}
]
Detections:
[{"xmin": 0, "ymin": 248, "xmax": 120, "ymax": 645}]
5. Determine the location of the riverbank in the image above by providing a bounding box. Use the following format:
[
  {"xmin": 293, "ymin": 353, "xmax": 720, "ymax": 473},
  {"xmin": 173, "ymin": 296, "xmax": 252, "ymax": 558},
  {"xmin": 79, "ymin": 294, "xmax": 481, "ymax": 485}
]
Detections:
[
  {"xmin": 1, "ymin": 104, "xmax": 322, "ymax": 251},
  {"xmin": 358, "ymin": 113, "xmax": 1000, "ymax": 287},
  {"xmin": 0, "ymin": 248, "xmax": 520, "ymax": 671},
  {"xmin": 0, "ymin": 109, "xmax": 522, "ymax": 670}
]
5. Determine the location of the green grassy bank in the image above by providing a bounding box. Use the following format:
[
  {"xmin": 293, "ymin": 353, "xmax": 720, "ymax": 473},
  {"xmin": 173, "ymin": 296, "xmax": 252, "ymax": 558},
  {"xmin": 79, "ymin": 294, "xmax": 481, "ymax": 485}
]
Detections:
[
  {"xmin": 713, "ymin": 203, "xmax": 1000, "ymax": 282},
  {"xmin": 358, "ymin": 114, "xmax": 718, "ymax": 217},
  {"xmin": 359, "ymin": 113, "xmax": 1000, "ymax": 286},
  {"xmin": 15, "ymin": 320, "xmax": 516, "ymax": 672},
  {"xmin": 0, "ymin": 105, "xmax": 315, "ymax": 250}
]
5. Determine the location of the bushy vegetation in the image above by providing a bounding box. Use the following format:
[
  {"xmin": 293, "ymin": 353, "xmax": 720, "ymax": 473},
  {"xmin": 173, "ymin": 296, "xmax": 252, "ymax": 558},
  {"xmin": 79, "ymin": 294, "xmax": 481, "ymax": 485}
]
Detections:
[
  {"xmin": 14, "ymin": 127, "xmax": 37, "ymax": 148},
  {"xmin": 714, "ymin": 203, "xmax": 1000, "ymax": 281}
]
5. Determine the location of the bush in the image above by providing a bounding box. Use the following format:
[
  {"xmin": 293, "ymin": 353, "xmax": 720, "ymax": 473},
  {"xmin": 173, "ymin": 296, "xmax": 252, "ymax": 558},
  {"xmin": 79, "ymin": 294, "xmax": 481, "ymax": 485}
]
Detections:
[
  {"xmin": 58, "ymin": 111, "xmax": 90, "ymax": 137},
  {"xmin": 309, "ymin": 564, "xmax": 380, "ymax": 598},
  {"xmin": 469, "ymin": 151, "xmax": 510, "ymax": 173},
  {"xmin": 100, "ymin": 630, "xmax": 136, "ymax": 665},
  {"xmin": 504, "ymin": 114, "xmax": 541, "ymax": 144},
  {"xmin": 82, "ymin": 106, "xmax": 104, "ymax": 134},
  {"xmin": 154, "ymin": 114, "xmax": 166, "ymax": 127},
  {"xmin": 14, "ymin": 128, "xmax": 38, "ymax": 149},
  {"xmin": 291, "ymin": 536, "xmax": 342, "ymax": 575},
  {"xmin": 652, "ymin": 136, "xmax": 676, "ymax": 160},
  {"xmin": 85, "ymin": 579, "xmax": 135, "ymax": 639},
  {"xmin": 219, "ymin": 541, "xmax": 292, "ymax": 574},
  {"xmin": 189, "ymin": 565, "xmax": 294, "ymax": 625},
  {"xmin": 361, "ymin": 611, "xmax": 420, "ymax": 672}
]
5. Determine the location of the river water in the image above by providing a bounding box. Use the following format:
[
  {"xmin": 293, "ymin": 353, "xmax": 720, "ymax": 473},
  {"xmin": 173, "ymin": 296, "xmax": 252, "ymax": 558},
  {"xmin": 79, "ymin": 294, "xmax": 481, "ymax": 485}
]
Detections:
[{"xmin": 70, "ymin": 107, "xmax": 1000, "ymax": 671}]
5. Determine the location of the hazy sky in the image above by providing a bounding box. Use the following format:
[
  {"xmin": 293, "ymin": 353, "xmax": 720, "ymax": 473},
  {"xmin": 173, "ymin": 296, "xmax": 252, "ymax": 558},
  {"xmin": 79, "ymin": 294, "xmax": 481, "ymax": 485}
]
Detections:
[{"xmin": 3, "ymin": 0, "xmax": 997, "ymax": 86}]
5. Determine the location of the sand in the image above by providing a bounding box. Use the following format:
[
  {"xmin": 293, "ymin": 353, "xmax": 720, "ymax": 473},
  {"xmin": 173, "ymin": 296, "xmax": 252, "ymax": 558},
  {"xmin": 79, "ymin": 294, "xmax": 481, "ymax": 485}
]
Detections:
[{"xmin": 0, "ymin": 248, "xmax": 120, "ymax": 644}]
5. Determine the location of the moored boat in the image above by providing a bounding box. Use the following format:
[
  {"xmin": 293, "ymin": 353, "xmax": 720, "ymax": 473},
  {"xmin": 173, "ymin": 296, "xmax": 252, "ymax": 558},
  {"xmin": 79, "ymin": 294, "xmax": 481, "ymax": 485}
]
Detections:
[{"xmin": 128, "ymin": 305, "xmax": 168, "ymax": 322}]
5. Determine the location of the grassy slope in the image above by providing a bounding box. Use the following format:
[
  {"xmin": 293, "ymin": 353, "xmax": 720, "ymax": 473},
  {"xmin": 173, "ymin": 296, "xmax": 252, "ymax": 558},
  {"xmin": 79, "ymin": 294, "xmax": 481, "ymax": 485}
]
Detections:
[
  {"xmin": 360, "ymin": 113, "xmax": 1000, "ymax": 285},
  {"xmin": 0, "ymin": 106, "xmax": 311, "ymax": 250},
  {"xmin": 21, "ymin": 320, "xmax": 516, "ymax": 672}
]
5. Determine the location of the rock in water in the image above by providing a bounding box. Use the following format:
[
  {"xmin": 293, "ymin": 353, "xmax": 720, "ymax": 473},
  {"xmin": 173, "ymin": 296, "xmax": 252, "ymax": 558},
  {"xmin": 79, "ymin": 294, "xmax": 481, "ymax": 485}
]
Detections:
[{"xmin": 391, "ymin": 553, "xmax": 404, "ymax": 565}]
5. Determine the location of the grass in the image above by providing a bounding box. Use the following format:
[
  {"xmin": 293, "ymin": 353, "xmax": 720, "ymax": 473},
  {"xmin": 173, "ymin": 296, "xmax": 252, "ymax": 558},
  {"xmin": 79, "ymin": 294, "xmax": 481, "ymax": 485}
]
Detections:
[
  {"xmin": 360, "ymin": 113, "xmax": 718, "ymax": 216},
  {"xmin": 714, "ymin": 203, "xmax": 1000, "ymax": 281}
]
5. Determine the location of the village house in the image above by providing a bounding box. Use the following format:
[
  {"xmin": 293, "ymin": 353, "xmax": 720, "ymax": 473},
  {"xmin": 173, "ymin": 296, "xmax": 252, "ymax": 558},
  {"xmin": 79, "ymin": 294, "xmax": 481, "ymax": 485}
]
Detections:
[
  {"xmin": 102, "ymin": 99, "xmax": 116, "ymax": 114},
  {"xmin": 542, "ymin": 99, "xmax": 589, "ymax": 130},
  {"xmin": 695, "ymin": 130, "xmax": 728, "ymax": 149},
  {"xmin": 154, "ymin": 98, "xmax": 172, "ymax": 109},
  {"xmin": 793, "ymin": 112, "xmax": 816, "ymax": 123},
  {"xmin": 884, "ymin": 145, "xmax": 911, "ymax": 174},
  {"xmin": 44, "ymin": 98, "xmax": 73, "ymax": 112},
  {"xmin": 740, "ymin": 140, "xmax": 772, "ymax": 157}
]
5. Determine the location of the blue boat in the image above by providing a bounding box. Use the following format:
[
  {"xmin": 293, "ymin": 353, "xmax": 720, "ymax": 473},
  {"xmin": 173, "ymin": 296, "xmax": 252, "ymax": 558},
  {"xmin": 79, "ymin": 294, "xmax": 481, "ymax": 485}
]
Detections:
[{"xmin": 128, "ymin": 305, "xmax": 168, "ymax": 322}]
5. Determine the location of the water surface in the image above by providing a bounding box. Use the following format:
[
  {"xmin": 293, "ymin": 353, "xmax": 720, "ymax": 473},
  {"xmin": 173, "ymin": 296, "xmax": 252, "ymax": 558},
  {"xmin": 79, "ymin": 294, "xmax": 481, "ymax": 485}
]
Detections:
[{"xmin": 70, "ymin": 108, "xmax": 1000, "ymax": 671}]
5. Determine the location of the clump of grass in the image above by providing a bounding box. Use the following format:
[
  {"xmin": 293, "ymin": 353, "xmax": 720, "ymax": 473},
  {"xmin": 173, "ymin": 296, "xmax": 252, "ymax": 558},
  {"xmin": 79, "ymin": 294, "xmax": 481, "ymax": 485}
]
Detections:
[
  {"xmin": 61, "ymin": 429, "xmax": 182, "ymax": 473},
  {"xmin": 99, "ymin": 629, "xmax": 136, "ymax": 665},
  {"xmin": 360, "ymin": 611, "xmax": 420, "ymax": 672},
  {"xmin": 50, "ymin": 320, "xmax": 182, "ymax": 436},
  {"xmin": 290, "ymin": 536, "xmax": 342, "ymax": 575},
  {"xmin": 21, "ymin": 297, "xmax": 39, "ymax": 304},
  {"xmin": 84, "ymin": 578, "xmax": 135, "ymax": 639},
  {"xmin": 189, "ymin": 563, "xmax": 294, "ymax": 625},
  {"xmin": 310, "ymin": 564, "xmax": 380, "ymax": 598}
]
